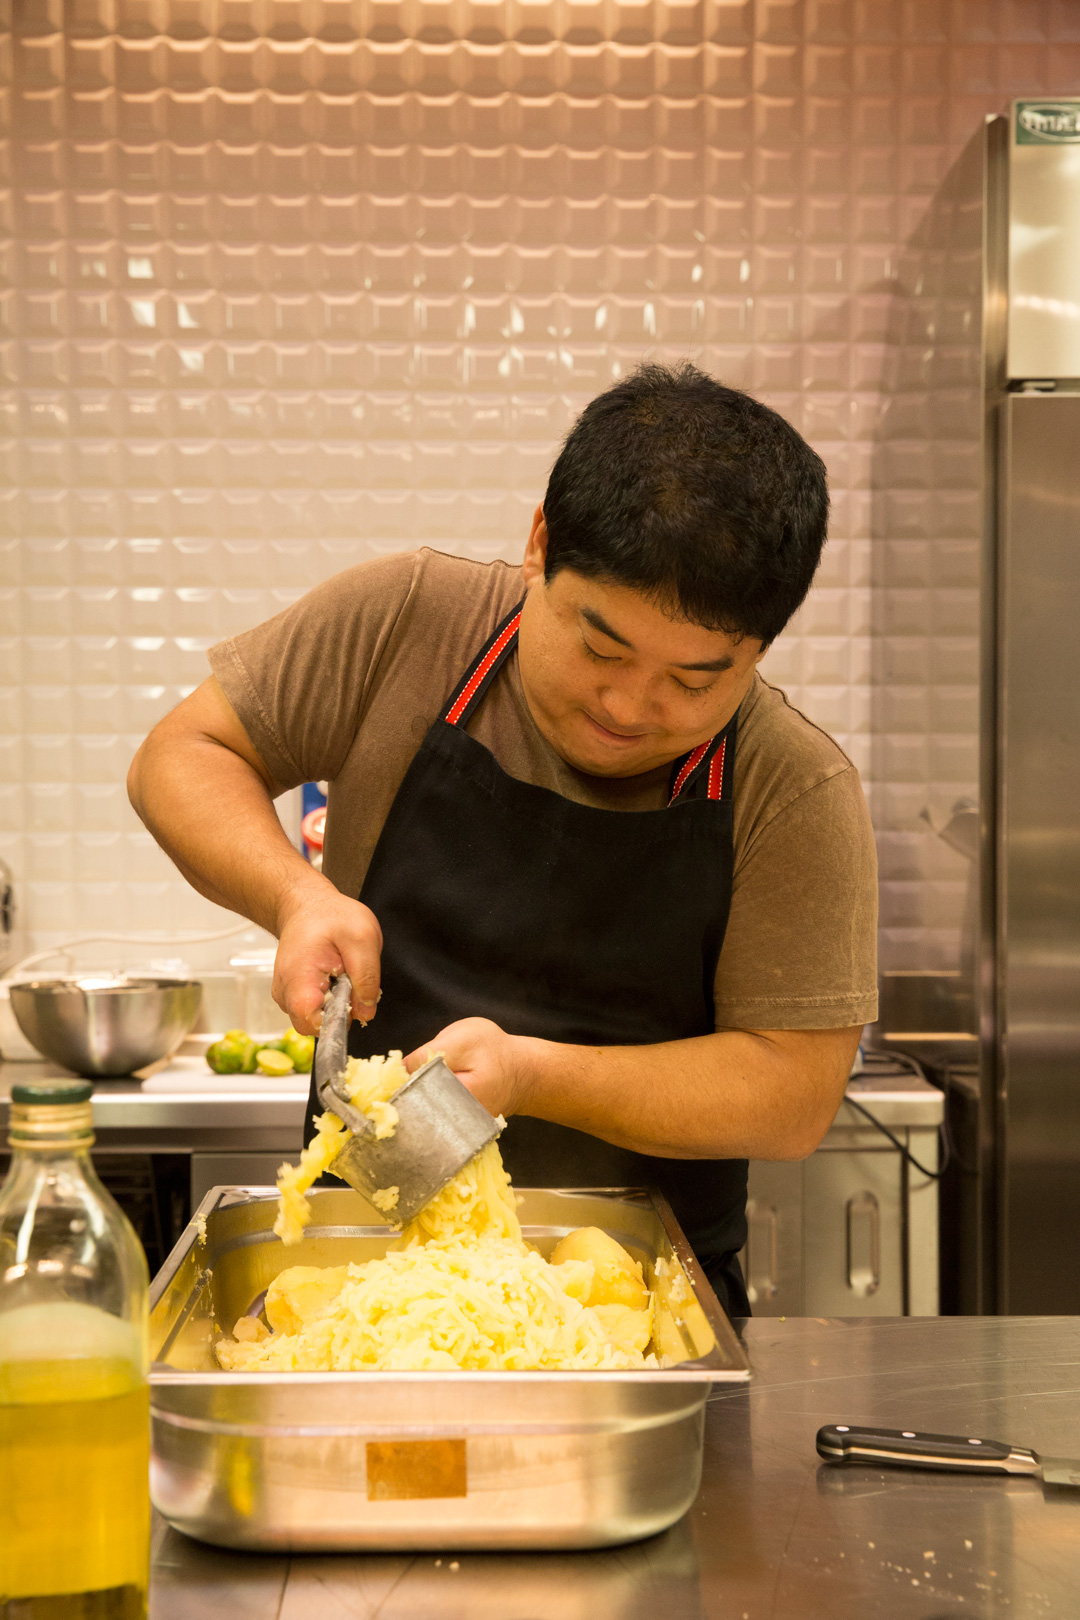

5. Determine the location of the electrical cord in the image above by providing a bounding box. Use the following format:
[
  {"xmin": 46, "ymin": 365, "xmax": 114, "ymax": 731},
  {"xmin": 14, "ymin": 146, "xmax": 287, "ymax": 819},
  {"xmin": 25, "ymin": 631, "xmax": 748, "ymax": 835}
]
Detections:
[
  {"xmin": 847, "ymin": 1046, "xmax": 952, "ymax": 1180},
  {"xmin": 857, "ymin": 1047, "xmax": 927, "ymax": 1078},
  {"xmin": 843, "ymin": 1093, "xmax": 951, "ymax": 1182}
]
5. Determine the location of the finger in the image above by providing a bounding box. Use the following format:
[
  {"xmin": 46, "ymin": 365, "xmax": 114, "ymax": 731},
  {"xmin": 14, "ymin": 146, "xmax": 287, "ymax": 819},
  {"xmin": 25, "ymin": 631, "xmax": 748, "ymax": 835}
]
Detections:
[
  {"xmin": 273, "ymin": 949, "xmax": 339, "ymax": 1038},
  {"xmin": 405, "ymin": 1020, "xmax": 477, "ymax": 1074},
  {"xmin": 336, "ymin": 923, "xmax": 383, "ymax": 1023},
  {"xmin": 280, "ymin": 973, "xmax": 332, "ymax": 1038},
  {"xmin": 286, "ymin": 1002, "xmax": 320, "ymax": 1038}
]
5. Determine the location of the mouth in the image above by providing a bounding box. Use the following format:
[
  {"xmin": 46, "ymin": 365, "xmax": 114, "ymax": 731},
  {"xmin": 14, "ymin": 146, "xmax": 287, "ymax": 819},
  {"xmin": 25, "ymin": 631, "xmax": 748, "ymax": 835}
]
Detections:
[{"xmin": 581, "ymin": 711, "xmax": 650, "ymax": 747}]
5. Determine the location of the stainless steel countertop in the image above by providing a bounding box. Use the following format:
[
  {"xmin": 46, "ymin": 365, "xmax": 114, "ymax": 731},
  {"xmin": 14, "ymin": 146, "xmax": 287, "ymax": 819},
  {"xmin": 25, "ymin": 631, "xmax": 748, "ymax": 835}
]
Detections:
[
  {"xmin": 149, "ymin": 1313, "xmax": 1080, "ymax": 1619},
  {"xmin": 0, "ymin": 1058, "xmax": 942, "ymax": 1154},
  {"xmin": 0, "ymin": 1057, "xmax": 306, "ymax": 1151}
]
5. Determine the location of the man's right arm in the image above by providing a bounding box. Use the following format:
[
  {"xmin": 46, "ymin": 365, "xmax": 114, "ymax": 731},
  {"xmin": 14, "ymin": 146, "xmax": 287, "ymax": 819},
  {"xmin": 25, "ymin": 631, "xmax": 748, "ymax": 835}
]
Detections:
[{"xmin": 127, "ymin": 675, "xmax": 382, "ymax": 1035}]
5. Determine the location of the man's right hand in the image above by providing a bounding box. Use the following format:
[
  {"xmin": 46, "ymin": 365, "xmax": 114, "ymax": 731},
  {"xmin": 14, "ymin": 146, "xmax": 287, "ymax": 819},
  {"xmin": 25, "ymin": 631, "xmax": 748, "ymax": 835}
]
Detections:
[
  {"xmin": 272, "ymin": 885, "xmax": 384, "ymax": 1037},
  {"xmin": 129, "ymin": 676, "xmax": 384, "ymax": 1037}
]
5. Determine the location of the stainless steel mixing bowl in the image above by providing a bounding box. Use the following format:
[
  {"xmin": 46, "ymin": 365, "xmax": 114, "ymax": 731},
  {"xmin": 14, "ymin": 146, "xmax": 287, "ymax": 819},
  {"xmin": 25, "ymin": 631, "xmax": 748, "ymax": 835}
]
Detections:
[{"xmin": 9, "ymin": 975, "xmax": 203, "ymax": 1077}]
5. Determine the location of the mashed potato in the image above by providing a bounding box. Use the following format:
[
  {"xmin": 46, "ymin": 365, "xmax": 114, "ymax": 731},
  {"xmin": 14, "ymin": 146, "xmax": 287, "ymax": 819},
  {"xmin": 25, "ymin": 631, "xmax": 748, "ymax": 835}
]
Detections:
[
  {"xmin": 272, "ymin": 1051, "xmax": 410, "ymax": 1246},
  {"xmin": 219, "ymin": 1051, "xmax": 656, "ymax": 1372}
]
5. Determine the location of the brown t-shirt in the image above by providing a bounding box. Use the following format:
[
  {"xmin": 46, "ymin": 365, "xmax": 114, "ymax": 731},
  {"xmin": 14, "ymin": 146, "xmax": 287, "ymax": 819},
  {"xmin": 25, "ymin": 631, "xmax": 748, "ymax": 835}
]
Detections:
[{"xmin": 210, "ymin": 548, "xmax": 878, "ymax": 1032}]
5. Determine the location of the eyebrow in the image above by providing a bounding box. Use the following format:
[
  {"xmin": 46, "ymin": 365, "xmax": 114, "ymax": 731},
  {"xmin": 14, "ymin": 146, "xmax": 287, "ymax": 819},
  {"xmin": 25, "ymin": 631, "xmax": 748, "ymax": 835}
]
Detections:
[{"xmin": 581, "ymin": 607, "xmax": 735, "ymax": 674}]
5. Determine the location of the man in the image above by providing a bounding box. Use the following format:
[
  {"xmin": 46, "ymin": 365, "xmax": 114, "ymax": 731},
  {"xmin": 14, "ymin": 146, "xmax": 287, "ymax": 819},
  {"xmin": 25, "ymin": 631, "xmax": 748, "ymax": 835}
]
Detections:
[{"xmin": 129, "ymin": 363, "xmax": 877, "ymax": 1315}]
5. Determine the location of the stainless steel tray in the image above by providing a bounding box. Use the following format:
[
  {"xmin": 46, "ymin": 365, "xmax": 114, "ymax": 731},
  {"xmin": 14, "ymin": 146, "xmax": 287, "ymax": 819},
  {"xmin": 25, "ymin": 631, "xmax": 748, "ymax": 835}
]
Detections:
[{"xmin": 149, "ymin": 1184, "xmax": 750, "ymax": 1552}]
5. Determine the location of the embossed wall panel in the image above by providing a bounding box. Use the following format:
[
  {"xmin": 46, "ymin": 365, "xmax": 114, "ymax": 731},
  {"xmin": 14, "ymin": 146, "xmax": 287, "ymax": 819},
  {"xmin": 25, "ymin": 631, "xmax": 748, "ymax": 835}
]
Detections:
[{"xmin": 1, "ymin": 2, "xmax": 1078, "ymax": 961}]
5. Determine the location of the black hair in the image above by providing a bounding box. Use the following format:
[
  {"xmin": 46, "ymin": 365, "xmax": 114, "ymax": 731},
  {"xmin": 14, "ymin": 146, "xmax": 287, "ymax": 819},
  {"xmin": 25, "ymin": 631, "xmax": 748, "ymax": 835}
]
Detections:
[{"xmin": 542, "ymin": 363, "xmax": 828, "ymax": 645}]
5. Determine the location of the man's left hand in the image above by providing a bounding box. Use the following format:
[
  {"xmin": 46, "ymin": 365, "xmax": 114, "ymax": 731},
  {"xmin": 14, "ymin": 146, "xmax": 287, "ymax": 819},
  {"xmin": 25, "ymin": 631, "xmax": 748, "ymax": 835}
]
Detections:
[{"xmin": 404, "ymin": 1017, "xmax": 536, "ymax": 1121}]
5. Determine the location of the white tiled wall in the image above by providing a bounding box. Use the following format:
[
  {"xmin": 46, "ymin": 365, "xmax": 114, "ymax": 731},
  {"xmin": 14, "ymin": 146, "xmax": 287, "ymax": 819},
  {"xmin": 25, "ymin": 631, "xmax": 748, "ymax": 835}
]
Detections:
[
  {"xmin": 870, "ymin": 118, "xmax": 992, "ymax": 985},
  {"xmin": 2, "ymin": 2, "xmax": 1078, "ymax": 966},
  {"xmin": 871, "ymin": 187, "xmax": 984, "ymax": 983}
]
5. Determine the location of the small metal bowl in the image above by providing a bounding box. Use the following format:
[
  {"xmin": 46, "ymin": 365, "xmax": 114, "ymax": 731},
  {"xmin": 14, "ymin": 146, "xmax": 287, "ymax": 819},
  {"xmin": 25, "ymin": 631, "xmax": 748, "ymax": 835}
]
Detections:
[{"xmin": 9, "ymin": 975, "xmax": 203, "ymax": 1078}]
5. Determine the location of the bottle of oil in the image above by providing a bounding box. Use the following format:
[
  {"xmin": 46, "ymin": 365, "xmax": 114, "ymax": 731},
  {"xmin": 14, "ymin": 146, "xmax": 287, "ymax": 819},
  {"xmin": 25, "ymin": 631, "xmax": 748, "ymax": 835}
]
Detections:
[{"xmin": 0, "ymin": 1080, "xmax": 150, "ymax": 1619}]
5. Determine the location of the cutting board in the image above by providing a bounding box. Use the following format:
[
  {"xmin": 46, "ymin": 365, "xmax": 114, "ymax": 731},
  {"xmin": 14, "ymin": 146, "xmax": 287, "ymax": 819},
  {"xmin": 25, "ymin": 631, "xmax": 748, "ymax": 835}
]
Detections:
[{"xmin": 138, "ymin": 1055, "xmax": 307, "ymax": 1094}]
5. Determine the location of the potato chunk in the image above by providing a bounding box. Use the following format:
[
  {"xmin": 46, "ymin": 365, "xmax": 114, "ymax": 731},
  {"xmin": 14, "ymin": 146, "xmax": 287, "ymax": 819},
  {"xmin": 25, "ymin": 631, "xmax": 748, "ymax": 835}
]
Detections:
[
  {"xmin": 591, "ymin": 1302, "xmax": 653, "ymax": 1357},
  {"xmin": 232, "ymin": 1314, "xmax": 269, "ymax": 1343},
  {"xmin": 265, "ymin": 1265, "xmax": 351, "ymax": 1335},
  {"xmin": 549, "ymin": 1226, "xmax": 649, "ymax": 1311}
]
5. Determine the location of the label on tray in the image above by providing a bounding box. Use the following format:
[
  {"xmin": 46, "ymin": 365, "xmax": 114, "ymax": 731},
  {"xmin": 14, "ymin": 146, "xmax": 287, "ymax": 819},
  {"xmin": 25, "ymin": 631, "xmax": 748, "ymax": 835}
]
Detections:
[{"xmin": 366, "ymin": 1438, "xmax": 468, "ymax": 1501}]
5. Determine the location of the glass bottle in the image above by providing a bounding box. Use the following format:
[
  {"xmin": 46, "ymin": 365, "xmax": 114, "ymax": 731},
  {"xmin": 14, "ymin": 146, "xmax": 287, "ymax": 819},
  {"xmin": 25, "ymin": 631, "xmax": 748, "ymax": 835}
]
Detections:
[{"xmin": 0, "ymin": 1080, "xmax": 150, "ymax": 1620}]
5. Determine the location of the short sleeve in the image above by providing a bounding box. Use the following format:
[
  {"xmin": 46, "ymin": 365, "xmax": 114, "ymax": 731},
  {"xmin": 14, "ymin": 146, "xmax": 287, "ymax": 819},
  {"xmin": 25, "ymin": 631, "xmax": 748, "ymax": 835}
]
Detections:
[
  {"xmin": 713, "ymin": 766, "xmax": 878, "ymax": 1031},
  {"xmin": 208, "ymin": 551, "xmax": 420, "ymax": 790}
]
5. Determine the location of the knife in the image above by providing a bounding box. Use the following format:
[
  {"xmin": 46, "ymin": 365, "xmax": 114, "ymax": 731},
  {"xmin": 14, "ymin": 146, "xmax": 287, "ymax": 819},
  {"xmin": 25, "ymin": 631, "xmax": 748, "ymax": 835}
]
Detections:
[{"xmin": 817, "ymin": 1424, "xmax": 1080, "ymax": 1487}]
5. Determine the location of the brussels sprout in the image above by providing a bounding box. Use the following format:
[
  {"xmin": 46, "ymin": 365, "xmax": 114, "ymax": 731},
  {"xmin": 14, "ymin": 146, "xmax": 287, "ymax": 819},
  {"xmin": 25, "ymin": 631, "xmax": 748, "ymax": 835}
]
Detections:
[
  {"xmin": 207, "ymin": 1032, "xmax": 257, "ymax": 1074},
  {"xmin": 280, "ymin": 1027, "xmax": 315, "ymax": 1074}
]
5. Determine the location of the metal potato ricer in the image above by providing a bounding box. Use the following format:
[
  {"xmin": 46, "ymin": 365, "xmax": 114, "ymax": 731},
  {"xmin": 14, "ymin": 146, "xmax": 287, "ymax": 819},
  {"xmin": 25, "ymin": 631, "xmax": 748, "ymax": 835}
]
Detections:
[{"xmin": 313, "ymin": 974, "xmax": 503, "ymax": 1225}]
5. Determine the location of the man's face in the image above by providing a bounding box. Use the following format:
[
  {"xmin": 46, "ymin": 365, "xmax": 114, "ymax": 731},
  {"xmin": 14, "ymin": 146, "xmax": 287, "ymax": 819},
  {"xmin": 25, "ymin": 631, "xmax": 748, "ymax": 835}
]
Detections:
[{"xmin": 517, "ymin": 511, "xmax": 766, "ymax": 779}]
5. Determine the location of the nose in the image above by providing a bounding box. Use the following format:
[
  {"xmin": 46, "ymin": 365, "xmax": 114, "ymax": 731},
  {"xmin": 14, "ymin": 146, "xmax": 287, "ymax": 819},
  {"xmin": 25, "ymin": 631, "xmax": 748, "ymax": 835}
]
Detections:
[{"xmin": 595, "ymin": 674, "xmax": 653, "ymax": 732}]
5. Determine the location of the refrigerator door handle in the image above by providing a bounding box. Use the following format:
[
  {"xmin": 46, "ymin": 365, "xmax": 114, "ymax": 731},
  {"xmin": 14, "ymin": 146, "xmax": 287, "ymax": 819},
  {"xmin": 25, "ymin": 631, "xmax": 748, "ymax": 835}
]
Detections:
[
  {"xmin": 846, "ymin": 1190, "xmax": 881, "ymax": 1297},
  {"xmin": 745, "ymin": 1198, "xmax": 780, "ymax": 1304}
]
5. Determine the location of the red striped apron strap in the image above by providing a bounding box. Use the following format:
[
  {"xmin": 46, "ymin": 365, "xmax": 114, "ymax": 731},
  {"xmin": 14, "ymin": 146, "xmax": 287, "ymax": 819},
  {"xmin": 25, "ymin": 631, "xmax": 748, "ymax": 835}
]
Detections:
[
  {"xmin": 442, "ymin": 601, "xmax": 525, "ymax": 727},
  {"xmin": 668, "ymin": 721, "xmax": 735, "ymax": 805},
  {"xmin": 707, "ymin": 737, "xmax": 727, "ymax": 801},
  {"xmin": 668, "ymin": 739, "xmax": 711, "ymax": 804}
]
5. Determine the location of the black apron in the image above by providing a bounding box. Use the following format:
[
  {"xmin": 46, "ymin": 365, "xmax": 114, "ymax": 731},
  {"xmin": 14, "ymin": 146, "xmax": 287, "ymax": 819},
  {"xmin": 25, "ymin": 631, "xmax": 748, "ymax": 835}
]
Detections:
[{"xmin": 306, "ymin": 601, "xmax": 750, "ymax": 1316}]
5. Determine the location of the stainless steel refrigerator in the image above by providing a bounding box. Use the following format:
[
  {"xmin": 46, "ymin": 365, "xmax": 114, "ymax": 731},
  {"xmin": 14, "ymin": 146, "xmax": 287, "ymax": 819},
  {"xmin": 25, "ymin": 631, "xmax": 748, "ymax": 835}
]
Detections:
[{"xmin": 873, "ymin": 101, "xmax": 1080, "ymax": 1313}]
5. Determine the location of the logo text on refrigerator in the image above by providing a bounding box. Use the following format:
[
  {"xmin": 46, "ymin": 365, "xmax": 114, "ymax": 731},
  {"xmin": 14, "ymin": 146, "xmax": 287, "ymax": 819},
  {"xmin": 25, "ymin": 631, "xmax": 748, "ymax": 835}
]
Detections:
[{"xmin": 1017, "ymin": 103, "xmax": 1080, "ymax": 144}]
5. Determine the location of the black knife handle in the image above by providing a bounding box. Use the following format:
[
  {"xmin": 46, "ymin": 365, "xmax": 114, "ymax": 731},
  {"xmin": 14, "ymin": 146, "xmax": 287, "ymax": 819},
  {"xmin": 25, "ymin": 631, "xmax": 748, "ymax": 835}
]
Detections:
[{"xmin": 816, "ymin": 1424, "xmax": 1034, "ymax": 1474}]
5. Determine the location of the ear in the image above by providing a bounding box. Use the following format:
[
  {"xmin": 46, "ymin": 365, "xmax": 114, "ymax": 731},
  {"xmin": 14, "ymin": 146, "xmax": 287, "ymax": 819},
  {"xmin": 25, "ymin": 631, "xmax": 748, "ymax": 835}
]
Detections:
[{"xmin": 522, "ymin": 505, "xmax": 548, "ymax": 585}]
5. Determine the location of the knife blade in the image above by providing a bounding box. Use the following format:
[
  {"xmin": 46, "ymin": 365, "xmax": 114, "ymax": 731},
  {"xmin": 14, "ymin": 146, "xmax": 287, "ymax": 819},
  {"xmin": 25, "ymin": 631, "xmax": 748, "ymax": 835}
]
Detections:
[{"xmin": 817, "ymin": 1424, "xmax": 1080, "ymax": 1488}]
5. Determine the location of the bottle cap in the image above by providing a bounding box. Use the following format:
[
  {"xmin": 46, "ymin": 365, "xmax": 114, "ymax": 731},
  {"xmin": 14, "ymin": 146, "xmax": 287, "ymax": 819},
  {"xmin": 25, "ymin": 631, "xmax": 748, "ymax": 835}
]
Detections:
[{"xmin": 11, "ymin": 1079, "xmax": 93, "ymax": 1106}]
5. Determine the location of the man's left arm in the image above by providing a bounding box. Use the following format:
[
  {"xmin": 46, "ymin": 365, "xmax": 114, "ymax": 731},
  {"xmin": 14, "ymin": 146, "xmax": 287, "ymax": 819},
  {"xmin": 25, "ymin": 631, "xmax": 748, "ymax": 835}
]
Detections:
[
  {"xmin": 406, "ymin": 755, "xmax": 876, "ymax": 1159},
  {"xmin": 406, "ymin": 1020, "xmax": 861, "ymax": 1160}
]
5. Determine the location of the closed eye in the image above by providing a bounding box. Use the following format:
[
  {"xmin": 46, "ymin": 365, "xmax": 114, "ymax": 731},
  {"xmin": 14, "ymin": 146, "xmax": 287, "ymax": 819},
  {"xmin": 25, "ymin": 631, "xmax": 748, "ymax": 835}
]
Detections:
[{"xmin": 582, "ymin": 638, "xmax": 621, "ymax": 663}]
